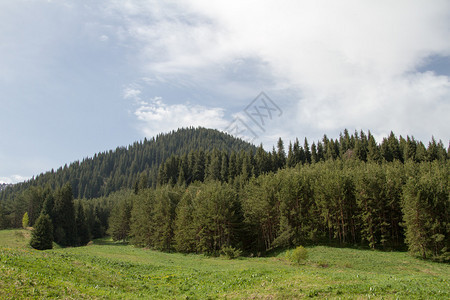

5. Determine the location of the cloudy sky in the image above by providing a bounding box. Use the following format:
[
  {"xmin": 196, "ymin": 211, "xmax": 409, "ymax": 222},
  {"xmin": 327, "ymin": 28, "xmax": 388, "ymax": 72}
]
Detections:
[{"xmin": 1, "ymin": 0, "xmax": 449, "ymax": 183}]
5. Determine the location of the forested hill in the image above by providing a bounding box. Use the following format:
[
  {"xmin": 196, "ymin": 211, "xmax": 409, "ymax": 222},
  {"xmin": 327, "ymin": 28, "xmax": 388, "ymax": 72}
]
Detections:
[{"xmin": 0, "ymin": 127, "xmax": 256, "ymax": 200}]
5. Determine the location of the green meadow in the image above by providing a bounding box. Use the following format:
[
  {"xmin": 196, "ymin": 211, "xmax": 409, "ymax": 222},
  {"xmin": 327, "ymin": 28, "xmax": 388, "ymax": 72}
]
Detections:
[{"xmin": 0, "ymin": 229, "xmax": 448, "ymax": 299}]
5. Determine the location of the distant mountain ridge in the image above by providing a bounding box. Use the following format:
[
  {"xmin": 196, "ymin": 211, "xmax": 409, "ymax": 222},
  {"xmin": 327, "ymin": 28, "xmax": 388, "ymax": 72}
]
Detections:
[{"xmin": 0, "ymin": 127, "xmax": 256, "ymax": 200}]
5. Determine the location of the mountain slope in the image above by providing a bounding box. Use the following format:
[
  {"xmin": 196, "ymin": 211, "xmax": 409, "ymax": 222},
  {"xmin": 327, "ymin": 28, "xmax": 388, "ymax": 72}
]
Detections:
[{"xmin": 1, "ymin": 127, "xmax": 256, "ymax": 200}]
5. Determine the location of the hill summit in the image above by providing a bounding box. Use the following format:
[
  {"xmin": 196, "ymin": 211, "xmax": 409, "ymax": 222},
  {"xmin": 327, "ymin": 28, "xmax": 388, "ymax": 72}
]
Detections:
[{"xmin": 0, "ymin": 127, "xmax": 256, "ymax": 200}]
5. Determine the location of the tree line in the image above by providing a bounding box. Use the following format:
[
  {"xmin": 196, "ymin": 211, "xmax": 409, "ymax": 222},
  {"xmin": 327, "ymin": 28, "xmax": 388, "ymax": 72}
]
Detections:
[
  {"xmin": 108, "ymin": 159, "xmax": 448, "ymax": 261},
  {"xmin": 1, "ymin": 129, "xmax": 448, "ymax": 260},
  {"xmin": 3, "ymin": 183, "xmax": 115, "ymax": 249}
]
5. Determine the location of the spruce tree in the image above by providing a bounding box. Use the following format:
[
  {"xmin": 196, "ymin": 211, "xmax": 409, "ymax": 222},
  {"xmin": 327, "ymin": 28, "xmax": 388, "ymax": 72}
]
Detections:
[
  {"xmin": 367, "ymin": 133, "xmax": 381, "ymax": 163},
  {"xmin": 53, "ymin": 183, "xmax": 77, "ymax": 246},
  {"xmin": 304, "ymin": 138, "xmax": 311, "ymax": 164},
  {"xmin": 276, "ymin": 138, "xmax": 286, "ymax": 169},
  {"xmin": 108, "ymin": 198, "xmax": 132, "ymax": 242},
  {"xmin": 30, "ymin": 214, "xmax": 53, "ymax": 250},
  {"xmin": 311, "ymin": 142, "xmax": 318, "ymax": 163},
  {"xmin": 76, "ymin": 204, "xmax": 90, "ymax": 246}
]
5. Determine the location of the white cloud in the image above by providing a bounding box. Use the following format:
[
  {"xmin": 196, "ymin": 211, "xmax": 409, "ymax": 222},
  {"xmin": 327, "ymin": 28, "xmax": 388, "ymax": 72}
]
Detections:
[
  {"xmin": 109, "ymin": 0, "xmax": 450, "ymax": 143},
  {"xmin": 123, "ymin": 86, "xmax": 142, "ymax": 100},
  {"xmin": 99, "ymin": 34, "xmax": 109, "ymax": 42},
  {"xmin": 0, "ymin": 175, "xmax": 30, "ymax": 184},
  {"xmin": 134, "ymin": 97, "xmax": 229, "ymax": 137}
]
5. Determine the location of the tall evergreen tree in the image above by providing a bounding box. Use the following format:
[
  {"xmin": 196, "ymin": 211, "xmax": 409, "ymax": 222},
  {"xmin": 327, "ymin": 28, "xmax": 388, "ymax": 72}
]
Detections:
[
  {"xmin": 311, "ymin": 142, "xmax": 318, "ymax": 163},
  {"xmin": 367, "ymin": 132, "xmax": 381, "ymax": 163},
  {"xmin": 276, "ymin": 138, "xmax": 286, "ymax": 169},
  {"xmin": 30, "ymin": 214, "xmax": 53, "ymax": 250},
  {"xmin": 53, "ymin": 183, "xmax": 77, "ymax": 246},
  {"xmin": 304, "ymin": 138, "xmax": 311, "ymax": 164},
  {"xmin": 76, "ymin": 204, "xmax": 90, "ymax": 246}
]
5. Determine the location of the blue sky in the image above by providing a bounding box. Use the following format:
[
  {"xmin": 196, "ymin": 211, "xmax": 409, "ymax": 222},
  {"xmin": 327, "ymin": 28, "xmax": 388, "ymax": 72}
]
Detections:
[{"xmin": 1, "ymin": 0, "xmax": 449, "ymax": 183}]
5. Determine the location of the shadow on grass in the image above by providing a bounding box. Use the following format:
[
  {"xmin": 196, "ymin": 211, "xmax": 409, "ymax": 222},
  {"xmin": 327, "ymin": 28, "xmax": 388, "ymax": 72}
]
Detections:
[
  {"xmin": 262, "ymin": 242, "xmax": 408, "ymax": 258},
  {"xmin": 91, "ymin": 237, "xmax": 129, "ymax": 246}
]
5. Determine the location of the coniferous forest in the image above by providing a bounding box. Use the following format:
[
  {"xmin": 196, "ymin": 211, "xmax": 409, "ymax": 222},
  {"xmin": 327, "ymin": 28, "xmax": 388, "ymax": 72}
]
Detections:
[{"xmin": 0, "ymin": 127, "xmax": 448, "ymax": 261}]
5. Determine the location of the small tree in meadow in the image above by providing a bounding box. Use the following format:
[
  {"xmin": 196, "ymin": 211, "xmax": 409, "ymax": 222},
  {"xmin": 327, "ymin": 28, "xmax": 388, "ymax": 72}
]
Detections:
[
  {"xmin": 22, "ymin": 212, "xmax": 29, "ymax": 229},
  {"xmin": 287, "ymin": 246, "xmax": 309, "ymax": 265},
  {"xmin": 30, "ymin": 214, "xmax": 53, "ymax": 250}
]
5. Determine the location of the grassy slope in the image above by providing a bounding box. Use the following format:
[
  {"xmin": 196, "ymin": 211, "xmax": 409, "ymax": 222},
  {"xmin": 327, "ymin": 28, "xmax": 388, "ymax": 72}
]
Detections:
[{"xmin": 0, "ymin": 229, "xmax": 448, "ymax": 299}]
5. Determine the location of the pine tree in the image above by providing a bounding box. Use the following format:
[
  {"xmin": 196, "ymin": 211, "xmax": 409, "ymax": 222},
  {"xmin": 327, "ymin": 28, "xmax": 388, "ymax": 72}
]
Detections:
[
  {"xmin": 287, "ymin": 142, "xmax": 295, "ymax": 168},
  {"xmin": 402, "ymin": 162, "xmax": 449, "ymax": 260},
  {"xmin": 220, "ymin": 153, "xmax": 229, "ymax": 182},
  {"xmin": 41, "ymin": 193, "xmax": 55, "ymax": 223},
  {"xmin": 311, "ymin": 142, "xmax": 318, "ymax": 163},
  {"xmin": 367, "ymin": 133, "xmax": 381, "ymax": 163},
  {"xmin": 276, "ymin": 138, "xmax": 286, "ymax": 169},
  {"xmin": 53, "ymin": 183, "xmax": 77, "ymax": 246},
  {"xmin": 304, "ymin": 138, "xmax": 311, "ymax": 164},
  {"xmin": 206, "ymin": 150, "xmax": 221, "ymax": 181},
  {"xmin": 76, "ymin": 204, "xmax": 90, "ymax": 246},
  {"xmin": 30, "ymin": 214, "xmax": 53, "ymax": 250},
  {"xmin": 108, "ymin": 198, "xmax": 133, "ymax": 242}
]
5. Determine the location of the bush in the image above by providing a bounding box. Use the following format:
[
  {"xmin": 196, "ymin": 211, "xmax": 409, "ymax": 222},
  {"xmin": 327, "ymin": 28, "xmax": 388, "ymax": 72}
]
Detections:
[
  {"xmin": 22, "ymin": 212, "xmax": 29, "ymax": 229},
  {"xmin": 221, "ymin": 246, "xmax": 242, "ymax": 259},
  {"xmin": 287, "ymin": 246, "xmax": 308, "ymax": 264}
]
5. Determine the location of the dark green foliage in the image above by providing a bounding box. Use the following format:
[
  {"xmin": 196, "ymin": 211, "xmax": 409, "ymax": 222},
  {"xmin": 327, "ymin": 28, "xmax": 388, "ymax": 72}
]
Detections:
[
  {"xmin": 0, "ymin": 204, "xmax": 7, "ymax": 229},
  {"xmin": 53, "ymin": 183, "xmax": 77, "ymax": 246},
  {"xmin": 76, "ymin": 204, "xmax": 90, "ymax": 246},
  {"xmin": 41, "ymin": 192, "xmax": 55, "ymax": 222},
  {"xmin": 130, "ymin": 186, "xmax": 182, "ymax": 250},
  {"xmin": 1, "ymin": 128, "xmax": 448, "ymax": 261},
  {"xmin": 402, "ymin": 162, "xmax": 449, "ymax": 261},
  {"xmin": 241, "ymin": 173, "xmax": 281, "ymax": 251},
  {"xmin": 150, "ymin": 186, "xmax": 181, "ymax": 250},
  {"xmin": 355, "ymin": 163, "xmax": 404, "ymax": 249},
  {"xmin": 174, "ymin": 185, "xmax": 200, "ymax": 252},
  {"xmin": 190, "ymin": 181, "xmax": 241, "ymax": 253},
  {"xmin": 107, "ymin": 197, "xmax": 132, "ymax": 242},
  {"xmin": 23, "ymin": 186, "xmax": 44, "ymax": 226},
  {"xmin": 314, "ymin": 162, "xmax": 357, "ymax": 244},
  {"xmin": 0, "ymin": 127, "xmax": 257, "ymax": 203},
  {"xmin": 30, "ymin": 214, "xmax": 53, "ymax": 250}
]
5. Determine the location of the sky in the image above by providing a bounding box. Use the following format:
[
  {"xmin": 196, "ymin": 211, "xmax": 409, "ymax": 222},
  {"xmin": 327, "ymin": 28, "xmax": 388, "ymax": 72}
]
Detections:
[{"xmin": 1, "ymin": 0, "xmax": 449, "ymax": 184}]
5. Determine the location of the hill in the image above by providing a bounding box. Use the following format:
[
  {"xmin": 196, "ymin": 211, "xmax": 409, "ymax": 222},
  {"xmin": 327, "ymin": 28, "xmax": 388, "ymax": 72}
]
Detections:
[
  {"xmin": 0, "ymin": 127, "xmax": 256, "ymax": 200},
  {"xmin": 1, "ymin": 229, "xmax": 448, "ymax": 299}
]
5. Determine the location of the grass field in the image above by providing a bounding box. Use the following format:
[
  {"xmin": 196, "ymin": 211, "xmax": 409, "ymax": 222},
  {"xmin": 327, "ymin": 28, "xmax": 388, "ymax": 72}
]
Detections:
[{"xmin": 0, "ymin": 229, "xmax": 448, "ymax": 299}]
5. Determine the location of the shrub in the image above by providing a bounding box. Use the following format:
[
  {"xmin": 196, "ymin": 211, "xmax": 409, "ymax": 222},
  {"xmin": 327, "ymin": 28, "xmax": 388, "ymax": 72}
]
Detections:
[
  {"xmin": 22, "ymin": 212, "xmax": 29, "ymax": 229},
  {"xmin": 287, "ymin": 246, "xmax": 308, "ymax": 264},
  {"xmin": 221, "ymin": 246, "xmax": 242, "ymax": 259}
]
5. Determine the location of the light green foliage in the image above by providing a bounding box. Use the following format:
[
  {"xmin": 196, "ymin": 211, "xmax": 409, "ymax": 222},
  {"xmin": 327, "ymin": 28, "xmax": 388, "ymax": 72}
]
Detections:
[
  {"xmin": 286, "ymin": 246, "xmax": 309, "ymax": 264},
  {"xmin": 22, "ymin": 212, "xmax": 29, "ymax": 229},
  {"xmin": 221, "ymin": 245, "xmax": 242, "ymax": 259}
]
